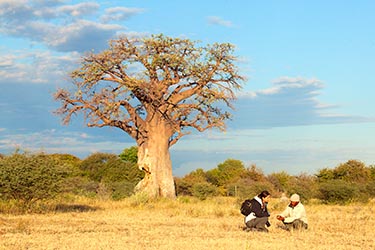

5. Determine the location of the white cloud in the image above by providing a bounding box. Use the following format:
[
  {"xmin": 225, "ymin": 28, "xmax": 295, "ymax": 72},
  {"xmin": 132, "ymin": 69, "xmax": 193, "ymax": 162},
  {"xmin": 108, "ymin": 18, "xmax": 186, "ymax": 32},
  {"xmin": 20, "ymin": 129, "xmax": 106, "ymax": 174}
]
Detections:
[
  {"xmin": 0, "ymin": 1, "xmax": 99, "ymax": 21},
  {"xmin": 32, "ymin": 2, "xmax": 99, "ymax": 19},
  {"xmin": 0, "ymin": 0, "xmax": 146, "ymax": 86},
  {"xmin": 0, "ymin": 129, "xmax": 133, "ymax": 157},
  {"xmin": 101, "ymin": 7, "xmax": 145, "ymax": 23},
  {"xmin": 272, "ymin": 76, "xmax": 323, "ymax": 85},
  {"xmin": 232, "ymin": 77, "xmax": 372, "ymax": 129},
  {"xmin": 32, "ymin": 0, "xmax": 64, "ymax": 7},
  {"xmin": 57, "ymin": 2, "xmax": 100, "ymax": 17},
  {"xmin": 0, "ymin": 50, "xmax": 80, "ymax": 84},
  {"xmin": 0, "ymin": 0, "xmax": 28, "ymax": 12},
  {"xmin": 0, "ymin": 1, "xmax": 129, "ymax": 52},
  {"xmin": 0, "ymin": 54, "xmax": 15, "ymax": 68},
  {"xmin": 207, "ymin": 16, "xmax": 233, "ymax": 27},
  {"xmin": 45, "ymin": 20, "xmax": 123, "ymax": 52}
]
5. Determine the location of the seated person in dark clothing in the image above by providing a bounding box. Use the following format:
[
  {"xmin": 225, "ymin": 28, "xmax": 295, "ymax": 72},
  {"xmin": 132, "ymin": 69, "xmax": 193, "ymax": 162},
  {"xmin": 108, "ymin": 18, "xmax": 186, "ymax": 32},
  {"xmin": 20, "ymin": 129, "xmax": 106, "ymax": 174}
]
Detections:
[{"xmin": 244, "ymin": 190, "xmax": 271, "ymax": 232}]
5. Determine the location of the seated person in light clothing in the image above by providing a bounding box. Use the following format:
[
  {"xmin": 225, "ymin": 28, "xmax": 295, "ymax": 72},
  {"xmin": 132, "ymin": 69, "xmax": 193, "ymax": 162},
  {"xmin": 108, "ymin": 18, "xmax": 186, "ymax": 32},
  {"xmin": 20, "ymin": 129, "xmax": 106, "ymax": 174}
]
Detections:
[{"xmin": 276, "ymin": 193, "xmax": 308, "ymax": 230}]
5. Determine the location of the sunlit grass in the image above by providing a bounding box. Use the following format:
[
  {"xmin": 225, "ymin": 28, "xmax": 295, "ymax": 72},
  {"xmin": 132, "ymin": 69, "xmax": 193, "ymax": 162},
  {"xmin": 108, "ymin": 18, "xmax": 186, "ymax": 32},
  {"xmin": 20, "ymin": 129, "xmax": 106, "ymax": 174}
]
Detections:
[{"xmin": 0, "ymin": 197, "xmax": 374, "ymax": 249}]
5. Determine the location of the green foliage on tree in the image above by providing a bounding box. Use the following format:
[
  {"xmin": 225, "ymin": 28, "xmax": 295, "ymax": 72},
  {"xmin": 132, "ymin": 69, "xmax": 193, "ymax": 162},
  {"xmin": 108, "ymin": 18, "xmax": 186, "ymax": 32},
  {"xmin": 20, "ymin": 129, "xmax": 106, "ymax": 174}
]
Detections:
[
  {"xmin": 191, "ymin": 182, "xmax": 218, "ymax": 200},
  {"xmin": 230, "ymin": 165, "xmax": 272, "ymax": 198},
  {"xmin": 267, "ymin": 171, "xmax": 292, "ymax": 193},
  {"xmin": 78, "ymin": 151, "xmax": 144, "ymax": 199},
  {"xmin": 316, "ymin": 168, "xmax": 335, "ymax": 181},
  {"xmin": 369, "ymin": 165, "xmax": 375, "ymax": 180},
  {"xmin": 79, "ymin": 153, "xmax": 116, "ymax": 182},
  {"xmin": 286, "ymin": 174, "xmax": 318, "ymax": 201},
  {"xmin": 1, "ymin": 148, "xmax": 373, "ymax": 206},
  {"xmin": 315, "ymin": 160, "xmax": 373, "ymax": 203},
  {"xmin": 317, "ymin": 160, "xmax": 370, "ymax": 183},
  {"xmin": 175, "ymin": 160, "xmax": 273, "ymax": 199},
  {"xmin": 233, "ymin": 178, "xmax": 274, "ymax": 199},
  {"xmin": 119, "ymin": 146, "xmax": 138, "ymax": 164},
  {"xmin": 317, "ymin": 180, "xmax": 359, "ymax": 204},
  {"xmin": 175, "ymin": 168, "xmax": 209, "ymax": 196},
  {"xmin": 205, "ymin": 159, "xmax": 249, "ymax": 196},
  {"xmin": 333, "ymin": 160, "xmax": 370, "ymax": 183},
  {"xmin": 243, "ymin": 165, "xmax": 267, "ymax": 182},
  {"xmin": 175, "ymin": 158, "xmax": 375, "ymax": 203},
  {"xmin": 0, "ymin": 153, "xmax": 67, "ymax": 207},
  {"xmin": 48, "ymin": 153, "xmax": 82, "ymax": 176},
  {"xmin": 365, "ymin": 181, "xmax": 375, "ymax": 197},
  {"xmin": 206, "ymin": 159, "xmax": 246, "ymax": 187},
  {"xmin": 105, "ymin": 157, "xmax": 144, "ymax": 200}
]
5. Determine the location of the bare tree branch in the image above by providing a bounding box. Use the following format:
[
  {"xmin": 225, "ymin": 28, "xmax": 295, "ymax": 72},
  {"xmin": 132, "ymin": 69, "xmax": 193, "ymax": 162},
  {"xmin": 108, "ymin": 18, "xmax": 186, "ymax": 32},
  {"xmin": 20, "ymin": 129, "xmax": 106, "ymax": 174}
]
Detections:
[{"xmin": 54, "ymin": 34, "xmax": 244, "ymax": 147}]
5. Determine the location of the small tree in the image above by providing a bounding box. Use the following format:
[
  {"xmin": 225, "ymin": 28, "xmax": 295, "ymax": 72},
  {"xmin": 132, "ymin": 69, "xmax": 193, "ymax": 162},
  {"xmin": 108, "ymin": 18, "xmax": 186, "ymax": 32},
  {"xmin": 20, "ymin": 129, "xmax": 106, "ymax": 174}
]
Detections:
[
  {"xmin": 175, "ymin": 168, "xmax": 209, "ymax": 196},
  {"xmin": 54, "ymin": 34, "xmax": 243, "ymax": 198},
  {"xmin": 369, "ymin": 165, "xmax": 375, "ymax": 181},
  {"xmin": 316, "ymin": 168, "xmax": 335, "ymax": 181},
  {"xmin": 333, "ymin": 160, "xmax": 370, "ymax": 183},
  {"xmin": 79, "ymin": 153, "xmax": 116, "ymax": 182},
  {"xmin": 318, "ymin": 180, "xmax": 359, "ymax": 204},
  {"xmin": 0, "ymin": 153, "xmax": 66, "ymax": 207},
  {"xmin": 267, "ymin": 171, "xmax": 292, "ymax": 193},
  {"xmin": 102, "ymin": 156, "xmax": 144, "ymax": 199},
  {"xmin": 287, "ymin": 173, "xmax": 318, "ymax": 201},
  {"xmin": 206, "ymin": 159, "xmax": 246, "ymax": 187},
  {"xmin": 79, "ymin": 152, "xmax": 144, "ymax": 199}
]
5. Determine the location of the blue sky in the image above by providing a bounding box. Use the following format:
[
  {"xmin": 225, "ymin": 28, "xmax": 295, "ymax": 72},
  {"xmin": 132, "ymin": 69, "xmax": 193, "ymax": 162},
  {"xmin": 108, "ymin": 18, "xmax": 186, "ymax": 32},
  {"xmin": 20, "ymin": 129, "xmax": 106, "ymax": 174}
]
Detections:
[{"xmin": 0, "ymin": 0, "xmax": 374, "ymax": 176}]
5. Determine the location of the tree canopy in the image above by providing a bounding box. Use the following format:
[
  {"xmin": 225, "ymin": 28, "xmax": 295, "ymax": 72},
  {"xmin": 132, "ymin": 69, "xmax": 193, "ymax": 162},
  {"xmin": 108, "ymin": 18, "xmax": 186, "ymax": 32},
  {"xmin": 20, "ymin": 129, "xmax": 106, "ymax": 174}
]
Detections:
[
  {"xmin": 54, "ymin": 34, "xmax": 244, "ymax": 198},
  {"xmin": 54, "ymin": 34, "xmax": 243, "ymax": 147}
]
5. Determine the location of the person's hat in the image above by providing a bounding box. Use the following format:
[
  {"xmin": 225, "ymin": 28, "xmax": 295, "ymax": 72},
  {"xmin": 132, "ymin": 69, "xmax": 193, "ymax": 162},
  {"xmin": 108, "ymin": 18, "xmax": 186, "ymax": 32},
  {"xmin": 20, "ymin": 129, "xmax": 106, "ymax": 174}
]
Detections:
[{"xmin": 290, "ymin": 194, "xmax": 300, "ymax": 202}]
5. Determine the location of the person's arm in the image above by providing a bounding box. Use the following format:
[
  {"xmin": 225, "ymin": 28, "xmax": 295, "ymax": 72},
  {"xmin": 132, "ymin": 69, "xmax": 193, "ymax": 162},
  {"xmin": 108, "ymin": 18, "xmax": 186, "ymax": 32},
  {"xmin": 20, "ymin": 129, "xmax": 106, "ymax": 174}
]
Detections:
[
  {"xmin": 284, "ymin": 205, "xmax": 305, "ymax": 223},
  {"xmin": 276, "ymin": 206, "xmax": 290, "ymax": 221}
]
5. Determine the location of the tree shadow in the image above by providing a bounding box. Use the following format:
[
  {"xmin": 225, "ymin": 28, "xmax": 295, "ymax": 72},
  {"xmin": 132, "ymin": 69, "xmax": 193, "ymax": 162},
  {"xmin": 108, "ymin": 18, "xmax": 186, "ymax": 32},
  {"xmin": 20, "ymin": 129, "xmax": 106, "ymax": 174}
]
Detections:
[{"xmin": 54, "ymin": 204, "xmax": 100, "ymax": 213}]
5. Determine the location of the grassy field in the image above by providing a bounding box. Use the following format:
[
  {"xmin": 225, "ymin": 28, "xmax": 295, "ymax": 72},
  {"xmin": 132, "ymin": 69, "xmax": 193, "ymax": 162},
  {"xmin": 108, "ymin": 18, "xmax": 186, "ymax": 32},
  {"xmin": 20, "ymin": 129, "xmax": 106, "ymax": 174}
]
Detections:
[{"xmin": 0, "ymin": 196, "xmax": 374, "ymax": 250}]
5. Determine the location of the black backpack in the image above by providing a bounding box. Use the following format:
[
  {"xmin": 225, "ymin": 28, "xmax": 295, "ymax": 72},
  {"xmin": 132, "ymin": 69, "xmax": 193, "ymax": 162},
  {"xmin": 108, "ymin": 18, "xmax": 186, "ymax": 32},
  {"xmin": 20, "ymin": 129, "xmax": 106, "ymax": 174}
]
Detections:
[{"xmin": 240, "ymin": 199, "xmax": 253, "ymax": 216}]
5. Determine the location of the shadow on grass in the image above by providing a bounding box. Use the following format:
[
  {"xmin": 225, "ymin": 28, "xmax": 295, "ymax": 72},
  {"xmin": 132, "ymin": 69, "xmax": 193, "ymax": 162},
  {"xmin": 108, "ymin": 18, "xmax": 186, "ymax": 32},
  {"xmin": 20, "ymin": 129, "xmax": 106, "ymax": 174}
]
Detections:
[{"xmin": 54, "ymin": 204, "xmax": 100, "ymax": 213}]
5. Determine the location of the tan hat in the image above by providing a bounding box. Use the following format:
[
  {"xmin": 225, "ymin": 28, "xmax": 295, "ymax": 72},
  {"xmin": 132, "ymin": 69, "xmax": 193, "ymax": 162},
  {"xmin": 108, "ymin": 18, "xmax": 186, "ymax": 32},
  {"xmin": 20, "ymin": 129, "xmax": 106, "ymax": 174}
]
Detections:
[{"xmin": 290, "ymin": 194, "xmax": 300, "ymax": 202}]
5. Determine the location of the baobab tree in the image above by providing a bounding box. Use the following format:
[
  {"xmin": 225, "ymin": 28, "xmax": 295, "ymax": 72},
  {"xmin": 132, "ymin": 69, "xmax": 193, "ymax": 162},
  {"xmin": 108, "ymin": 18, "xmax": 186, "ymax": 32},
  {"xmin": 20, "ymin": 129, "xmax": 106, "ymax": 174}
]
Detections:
[{"xmin": 54, "ymin": 34, "xmax": 244, "ymax": 198}]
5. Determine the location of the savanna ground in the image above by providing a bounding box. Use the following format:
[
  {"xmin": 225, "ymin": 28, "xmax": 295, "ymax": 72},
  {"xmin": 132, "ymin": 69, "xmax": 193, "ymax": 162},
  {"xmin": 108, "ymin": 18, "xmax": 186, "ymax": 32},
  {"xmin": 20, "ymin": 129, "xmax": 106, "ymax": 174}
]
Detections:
[{"xmin": 0, "ymin": 196, "xmax": 374, "ymax": 250}]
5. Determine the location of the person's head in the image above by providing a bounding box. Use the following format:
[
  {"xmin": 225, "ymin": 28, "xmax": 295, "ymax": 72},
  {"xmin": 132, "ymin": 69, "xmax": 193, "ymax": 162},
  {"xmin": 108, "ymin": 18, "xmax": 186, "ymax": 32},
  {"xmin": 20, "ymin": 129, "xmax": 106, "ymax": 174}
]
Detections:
[
  {"xmin": 258, "ymin": 190, "xmax": 271, "ymax": 203},
  {"xmin": 290, "ymin": 193, "xmax": 300, "ymax": 207}
]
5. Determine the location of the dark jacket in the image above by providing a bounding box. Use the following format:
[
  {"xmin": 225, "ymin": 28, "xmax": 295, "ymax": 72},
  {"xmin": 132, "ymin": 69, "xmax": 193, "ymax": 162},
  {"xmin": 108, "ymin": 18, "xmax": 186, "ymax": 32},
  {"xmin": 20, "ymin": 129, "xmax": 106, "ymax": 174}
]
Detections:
[{"xmin": 250, "ymin": 197, "xmax": 270, "ymax": 218}]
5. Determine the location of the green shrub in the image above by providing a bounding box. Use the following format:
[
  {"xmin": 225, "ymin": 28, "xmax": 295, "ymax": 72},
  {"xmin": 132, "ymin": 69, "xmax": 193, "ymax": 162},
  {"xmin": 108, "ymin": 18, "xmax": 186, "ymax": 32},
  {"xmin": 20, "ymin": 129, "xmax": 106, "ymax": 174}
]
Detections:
[
  {"xmin": 365, "ymin": 181, "xmax": 375, "ymax": 197},
  {"xmin": 79, "ymin": 153, "xmax": 116, "ymax": 182},
  {"xmin": 286, "ymin": 174, "xmax": 318, "ymax": 202},
  {"xmin": 0, "ymin": 153, "xmax": 67, "ymax": 207},
  {"xmin": 175, "ymin": 178, "xmax": 193, "ymax": 196},
  {"xmin": 191, "ymin": 182, "xmax": 218, "ymax": 200},
  {"xmin": 232, "ymin": 178, "xmax": 274, "ymax": 200},
  {"xmin": 318, "ymin": 180, "xmax": 359, "ymax": 204},
  {"xmin": 206, "ymin": 159, "xmax": 246, "ymax": 187},
  {"xmin": 267, "ymin": 171, "xmax": 292, "ymax": 193},
  {"xmin": 61, "ymin": 176, "xmax": 99, "ymax": 197},
  {"xmin": 78, "ymin": 152, "xmax": 144, "ymax": 199},
  {"xmin": 109, "ymin": 181, "xmax": 138, "ymax": 200}
]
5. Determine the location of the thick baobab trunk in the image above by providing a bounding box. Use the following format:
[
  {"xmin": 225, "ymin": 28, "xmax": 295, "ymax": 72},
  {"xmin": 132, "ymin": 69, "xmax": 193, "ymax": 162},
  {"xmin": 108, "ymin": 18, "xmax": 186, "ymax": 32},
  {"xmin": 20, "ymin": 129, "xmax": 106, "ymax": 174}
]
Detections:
[{"xmin": 134, "ymin": 120, "xmax": 176, "ymax": 199}]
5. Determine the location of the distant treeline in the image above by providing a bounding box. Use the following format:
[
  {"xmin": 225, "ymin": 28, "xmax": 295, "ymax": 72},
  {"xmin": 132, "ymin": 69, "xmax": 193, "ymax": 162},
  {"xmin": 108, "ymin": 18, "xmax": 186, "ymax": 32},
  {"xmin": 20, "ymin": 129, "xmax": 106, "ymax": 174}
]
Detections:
[
  {"xmin": 1, "ymin": 148, "xmax": 374, "ymax": 209},
  {"xmin": 175, "ymin": 158, "xmax": 375, "ymax": 203}
]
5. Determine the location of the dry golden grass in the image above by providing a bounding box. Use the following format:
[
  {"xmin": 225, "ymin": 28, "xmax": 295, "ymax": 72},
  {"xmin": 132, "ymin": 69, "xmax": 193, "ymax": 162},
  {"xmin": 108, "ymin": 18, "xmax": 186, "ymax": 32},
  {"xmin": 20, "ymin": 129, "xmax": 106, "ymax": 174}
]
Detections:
[{"xmin": 0, "ymin": 196, "xmax": 374, "ymax": 250}]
